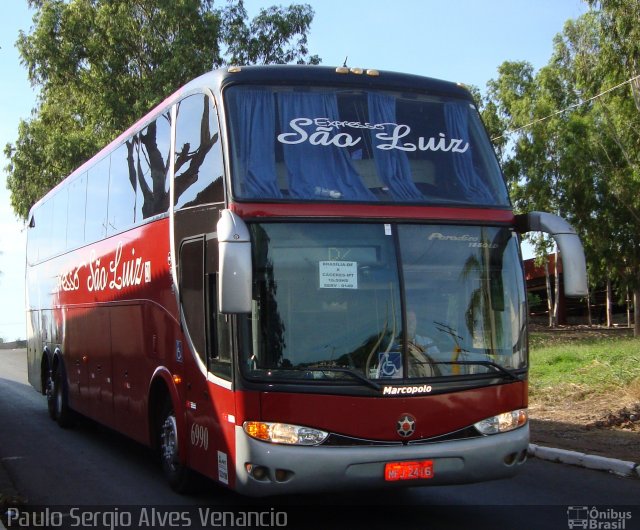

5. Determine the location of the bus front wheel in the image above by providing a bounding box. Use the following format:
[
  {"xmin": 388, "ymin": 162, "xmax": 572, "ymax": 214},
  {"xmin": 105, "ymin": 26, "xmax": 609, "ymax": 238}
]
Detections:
[{"xmin": 158, "ymin": 401, "xmax": 194, "ymax": 493}]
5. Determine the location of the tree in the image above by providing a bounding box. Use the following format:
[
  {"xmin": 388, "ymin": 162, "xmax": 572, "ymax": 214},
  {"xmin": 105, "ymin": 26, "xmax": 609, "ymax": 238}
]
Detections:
[
  {"xmin": 484, "ymin": 7, "xmax": 640, "ymax": 335},
  {"xmin": 5, "ymin": 0, "xmax": 320, "ymax": 219},
  {"xmin": 483, "ymin": 60, "xmax": 568, "ymax": 327},
  {"xmin": 555, "ymin": 7, "xmax": 640, "ymax": 335}
]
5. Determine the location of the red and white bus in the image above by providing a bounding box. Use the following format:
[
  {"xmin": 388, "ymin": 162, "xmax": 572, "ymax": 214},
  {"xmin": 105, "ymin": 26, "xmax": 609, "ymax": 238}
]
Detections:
[{"xmin": 26, "ymin": 65, "xmax": 587, "ymax": 496}]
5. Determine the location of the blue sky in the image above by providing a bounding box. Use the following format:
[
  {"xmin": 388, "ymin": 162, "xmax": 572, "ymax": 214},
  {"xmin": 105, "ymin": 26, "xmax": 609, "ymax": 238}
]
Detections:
[{"xmin": 0, "ymin": 0, "xmax": 588, "ymax": 340}]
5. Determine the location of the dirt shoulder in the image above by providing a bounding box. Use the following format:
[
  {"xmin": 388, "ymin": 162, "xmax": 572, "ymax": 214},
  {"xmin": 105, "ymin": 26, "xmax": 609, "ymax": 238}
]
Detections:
[
  {"xmin": 529, "ymin": 393, "xmax": 640, "ymax": 463},
  {"xmin": 528, "ymin": 326, "xmax": 640, "ymax": 463}
]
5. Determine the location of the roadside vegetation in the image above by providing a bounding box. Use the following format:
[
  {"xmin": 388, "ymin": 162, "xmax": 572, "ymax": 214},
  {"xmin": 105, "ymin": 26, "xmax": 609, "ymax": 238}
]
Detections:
[
  {"xmin": 529, "ymin": 329, "xmax": 640, "ymax": 400},
  {"xmin": 479, "ymin": 1, "xmax": 640, "ymax": 338},
  {"xmin": 527, "ymin": 328, "xmax": 639, "ymax": 462}
]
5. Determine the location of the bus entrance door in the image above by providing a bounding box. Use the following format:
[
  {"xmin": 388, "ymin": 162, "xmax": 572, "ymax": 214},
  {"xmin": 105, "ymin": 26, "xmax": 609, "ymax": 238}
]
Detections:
[{"xmin": 179, "ymin": 236, "xmax": 231, "ymax": 483}]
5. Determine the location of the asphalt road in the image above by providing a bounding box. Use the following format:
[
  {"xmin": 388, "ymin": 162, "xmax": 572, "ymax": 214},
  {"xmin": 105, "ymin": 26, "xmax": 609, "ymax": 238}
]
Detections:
[{"xmin": 1, "ymin": 348, "xmax": 639, "ymax": 530}]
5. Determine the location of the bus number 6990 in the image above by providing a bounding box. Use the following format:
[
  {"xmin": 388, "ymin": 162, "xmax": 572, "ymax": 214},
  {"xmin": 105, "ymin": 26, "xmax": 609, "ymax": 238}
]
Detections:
[{"xmin": 190, "ymin": 423, "xmax": 209, "ymax": 450}]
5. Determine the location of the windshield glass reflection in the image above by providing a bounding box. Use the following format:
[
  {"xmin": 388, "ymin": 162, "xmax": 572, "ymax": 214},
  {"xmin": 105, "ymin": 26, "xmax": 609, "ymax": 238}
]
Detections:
[
  {"xmin": 240, "ymin": 223, "xmax": 527, "ymax": 385},
  {"xmin": 226, "ymin": 86, "xmax": 510, "ymax": 206}
]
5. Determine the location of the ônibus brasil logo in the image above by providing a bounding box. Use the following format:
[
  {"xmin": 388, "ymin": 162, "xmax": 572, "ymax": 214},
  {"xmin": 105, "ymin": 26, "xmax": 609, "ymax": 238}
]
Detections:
[{"xmin": 567, "ymin": 506, "xmax": 633, "ymax": 529}]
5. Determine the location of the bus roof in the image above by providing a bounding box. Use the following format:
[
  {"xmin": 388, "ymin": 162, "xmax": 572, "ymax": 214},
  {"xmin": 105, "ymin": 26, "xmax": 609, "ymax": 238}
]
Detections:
[
  {"xmin": 191, "ymin": 64, "xmax": 473, "ymax": 100},
  {"xmin": 28, "ymin": 65, "xmax": 475, "ymax": 219}
]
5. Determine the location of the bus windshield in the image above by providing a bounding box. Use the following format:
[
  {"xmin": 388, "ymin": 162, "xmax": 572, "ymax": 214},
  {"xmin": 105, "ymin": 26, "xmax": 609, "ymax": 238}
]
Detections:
[
  {"xmin": 240, "ymin": 223, "xmax": 527, "ymax": 385},
  {"xmin": 226, "ymin": 85, "xmax": 510, "ymax": 206}
]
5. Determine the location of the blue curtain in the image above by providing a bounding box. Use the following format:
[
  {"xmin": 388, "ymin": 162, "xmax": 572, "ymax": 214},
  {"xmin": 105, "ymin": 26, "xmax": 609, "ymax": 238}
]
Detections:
[
  {"xmin": 278, "ymin": 92, "xmax": 376, "ymax": 200},
  {"xmin": 227, "ymin": 90, "xmax": 282, "ymax": 198},
  {"xmin": 444, "ymin": 102, "xmax": 494, "ymax": 204},
  {"xmin": 368, "ymin": 93, "xmax": 423, "ymax": 200}
]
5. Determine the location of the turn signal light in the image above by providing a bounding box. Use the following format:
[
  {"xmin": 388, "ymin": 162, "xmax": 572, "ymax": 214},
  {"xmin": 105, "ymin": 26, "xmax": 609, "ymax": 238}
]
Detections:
[
  {"xmin": 244, "ymin": 421, "xmax": 271, "ymax": 441},
  {"xmin": 243, "ymin": 421, "xmax": 328, "ymax": 445}
]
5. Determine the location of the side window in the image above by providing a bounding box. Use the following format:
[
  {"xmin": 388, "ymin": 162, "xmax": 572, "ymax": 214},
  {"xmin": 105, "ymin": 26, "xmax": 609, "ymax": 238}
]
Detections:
[
  {"xmin": 50, "ymin": 187, "xmax": 69, "ymax": 256},
  {"xmin": 85, "ymin": 155, "xmax": 110, "ymax": 243},
  {"xmin": 67, "ymin": 172, "xmax": 87, "ymax": 250},
  {"xmin": 180, "ymin": 238, "xmax": 206, "ymax": 364},
  {"xmin": 26, "ymin": 215, "xmax": 37, "ymax": 264},
  {"xmin": 208, "ymin": 273, "xmax": 232, "ymax": 380},
  {"xmin": 174, "ymin": 93, "xmax": 224, "ymax": 209},
  {"xmin": 137, "ymin": 113, "xmax": 171, "ymax": 221},
  {"xmin": 35, "ymin": 198, "xmax": 53, "ymax": 261},
  {"xmin": 107, "ymin": 141, "xmax": 137, "ymax": 235}
]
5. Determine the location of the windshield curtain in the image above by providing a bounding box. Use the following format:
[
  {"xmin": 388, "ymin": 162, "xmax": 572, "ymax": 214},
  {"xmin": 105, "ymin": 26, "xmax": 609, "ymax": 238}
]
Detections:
[
  {"xmin": 225, "ymin": 85, "xmax": 510, "ymax": 206},
  {"xmin": 240, "ymin": 223, "xmax": 527, "ymax": 385}
]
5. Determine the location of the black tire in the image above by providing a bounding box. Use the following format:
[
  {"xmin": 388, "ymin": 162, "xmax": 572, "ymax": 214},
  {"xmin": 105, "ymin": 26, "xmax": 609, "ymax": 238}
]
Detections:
[
  {"xmin": 158, "ymin": 401, "xmax": 194, "ymax": 493},
  {"xmin": 53, "ymin": 365, "xmax": 75, "ymax": 428}
]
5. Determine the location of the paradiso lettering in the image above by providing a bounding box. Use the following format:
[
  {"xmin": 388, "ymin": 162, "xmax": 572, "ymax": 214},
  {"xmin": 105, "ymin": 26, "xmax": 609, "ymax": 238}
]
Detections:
[
  {"xmin": 277, "ymin": 117, "xmax": 470, "ymax": 153},
  {"xmin": 428, "ymin": 232, "xmax": 500, "ymax": 249},
  {"xmin": 56, "ymin": 241, "xmax": 151, "ymax": 294}
]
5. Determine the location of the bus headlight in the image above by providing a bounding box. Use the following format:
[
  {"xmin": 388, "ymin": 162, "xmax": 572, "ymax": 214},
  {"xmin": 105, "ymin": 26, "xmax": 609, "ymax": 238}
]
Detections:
[
  {"xmin": 474, "ymin": 409, "xmax": 528, "ymax": 435},
  {"xmin": 243, "ymin": 421, "xmax": 329, "ymax": 445}
]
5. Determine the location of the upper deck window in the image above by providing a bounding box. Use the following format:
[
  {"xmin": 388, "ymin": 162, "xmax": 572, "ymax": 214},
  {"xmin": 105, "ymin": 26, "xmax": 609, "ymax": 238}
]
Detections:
[{"xmin": 226, "ymin": 86, "xmax": 510, "ymax": 206}]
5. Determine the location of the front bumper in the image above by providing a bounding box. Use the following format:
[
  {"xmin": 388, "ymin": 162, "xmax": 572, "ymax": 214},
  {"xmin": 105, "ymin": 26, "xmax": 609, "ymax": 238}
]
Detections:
[{"xmin": 234, "ymin": 424, "xmax": 529, "ymax": 496}]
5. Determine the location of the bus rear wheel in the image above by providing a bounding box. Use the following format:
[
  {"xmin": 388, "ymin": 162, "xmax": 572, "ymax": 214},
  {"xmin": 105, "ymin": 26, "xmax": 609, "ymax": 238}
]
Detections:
[
  {"xmin": 52, "ymin": 366, "xmax": 75, "ymax": 428},
  {"xmin": 158, "ymin": 401, "xmax": 194, "ymax": 493}
]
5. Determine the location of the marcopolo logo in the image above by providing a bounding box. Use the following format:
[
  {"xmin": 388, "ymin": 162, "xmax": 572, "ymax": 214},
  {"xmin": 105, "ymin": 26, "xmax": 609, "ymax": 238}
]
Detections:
[
  {"xmin": 567, "ymin": 506, "xmax": 633, "ymax": 529},
  {"xmin": 382, "ymin": 385, "xmax": 432, "ymax": 396}
]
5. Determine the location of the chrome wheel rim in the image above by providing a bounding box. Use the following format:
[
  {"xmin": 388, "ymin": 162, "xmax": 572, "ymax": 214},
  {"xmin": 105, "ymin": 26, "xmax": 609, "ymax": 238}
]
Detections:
[
  {"xmin": 55, "ymin": 378, "xmax": 63, "ymax": 415},
  {"xmin": 46, "ymin": 372, "xmax": 54, "ymax": 402},
  {"xmin": 160, "ymin": 414, "xmax": 179, "ymax": 472}
]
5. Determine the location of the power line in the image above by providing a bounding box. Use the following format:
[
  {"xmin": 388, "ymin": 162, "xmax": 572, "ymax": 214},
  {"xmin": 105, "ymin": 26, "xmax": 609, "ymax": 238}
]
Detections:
[{"xmin": 491, "ymin": 73, "xmax": 640, "ymax": 141}]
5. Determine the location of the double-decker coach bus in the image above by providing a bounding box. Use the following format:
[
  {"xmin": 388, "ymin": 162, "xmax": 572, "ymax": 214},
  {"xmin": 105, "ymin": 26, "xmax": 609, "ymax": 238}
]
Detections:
[{"xmin": 26, "ymin": 65, "xmax": 587, "ymax": 496}]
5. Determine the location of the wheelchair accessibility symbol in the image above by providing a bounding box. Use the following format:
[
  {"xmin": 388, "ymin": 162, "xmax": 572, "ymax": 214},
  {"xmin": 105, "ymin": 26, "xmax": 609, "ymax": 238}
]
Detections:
[{"xmin": 378, "ymin": 351, "xmax": 403, "ymax": 378}]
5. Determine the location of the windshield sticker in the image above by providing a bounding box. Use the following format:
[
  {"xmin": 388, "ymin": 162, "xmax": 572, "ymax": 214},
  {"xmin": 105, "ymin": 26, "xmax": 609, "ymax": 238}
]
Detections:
[
  {"xmin": 277, "ymin": 118, "xmax": 469, "ymax": 154},
  {"xmin": 377, "ymin": 351, "xmax": 403, "ymax": 378},
  {"xmin": 382, "ymin": 384, "xmax": 433, "ymax": 396},
  {"xmin": 319, "ymin": 261, "xmax": 358, "ymax": 289}
]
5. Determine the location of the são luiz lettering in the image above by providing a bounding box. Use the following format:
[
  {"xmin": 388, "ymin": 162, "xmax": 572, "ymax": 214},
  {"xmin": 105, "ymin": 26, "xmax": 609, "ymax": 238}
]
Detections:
[
  {"xmin": 278, "ymin": 117, "xmax": 470, "ymax": 153},
  {"xmin": 55, "ymin": 241, "xmax": 149, "ymax": 294}
]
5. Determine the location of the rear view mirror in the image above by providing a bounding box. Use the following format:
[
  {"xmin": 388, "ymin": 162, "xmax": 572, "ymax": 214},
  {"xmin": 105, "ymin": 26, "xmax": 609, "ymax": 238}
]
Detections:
[
  {"xmin": 217, "ymin": 209, "xmax": 252, "ymax": 313},
  {"xmin": 515, "ymin": 212, "xmax": 588, "ymax": 297}
]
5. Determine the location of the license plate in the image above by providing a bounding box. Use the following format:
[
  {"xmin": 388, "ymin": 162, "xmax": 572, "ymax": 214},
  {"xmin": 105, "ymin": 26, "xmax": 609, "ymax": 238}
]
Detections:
[{"xmin": 384, "ymin": 460, "xmax": 434, "ymax": 481}]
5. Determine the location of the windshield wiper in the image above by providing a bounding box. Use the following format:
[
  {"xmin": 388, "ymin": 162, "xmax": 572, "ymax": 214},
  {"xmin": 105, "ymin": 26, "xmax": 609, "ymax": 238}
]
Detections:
[
  {"xmin": 301, "ymin": 365, "xmax": 382, "ymax": 391},
  {"xmin": 436, "ymin": 360, "xmax": 523, "ymax": 382}
]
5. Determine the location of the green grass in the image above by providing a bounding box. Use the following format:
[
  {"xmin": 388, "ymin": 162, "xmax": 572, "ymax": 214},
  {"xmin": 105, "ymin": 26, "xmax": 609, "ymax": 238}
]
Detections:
[{"xmin": 528, "ymin": 332, "xmax": 640, "ymax": 399}]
